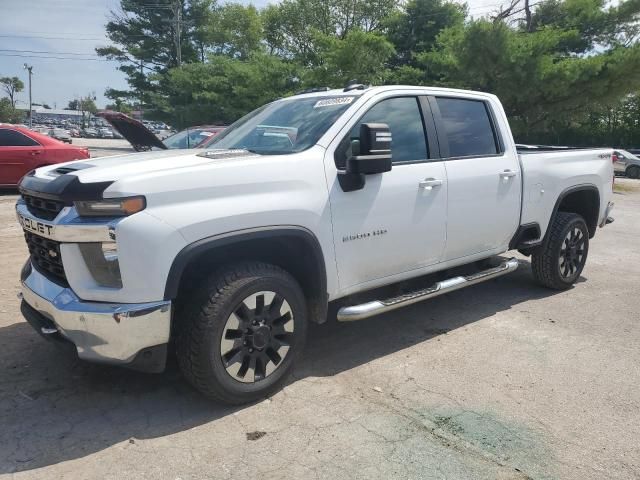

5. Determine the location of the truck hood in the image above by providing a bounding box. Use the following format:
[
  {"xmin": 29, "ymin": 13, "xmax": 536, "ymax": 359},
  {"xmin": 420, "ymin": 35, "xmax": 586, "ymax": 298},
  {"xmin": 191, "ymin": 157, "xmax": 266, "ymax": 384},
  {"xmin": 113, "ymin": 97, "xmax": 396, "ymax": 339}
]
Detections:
[
  {"xmin": 35, "ymin": 149, "xmax": 260, "ymax": 185},
  {"xmin": 96, "ymin": 111, "xmax": 167, "ymax": 151}
]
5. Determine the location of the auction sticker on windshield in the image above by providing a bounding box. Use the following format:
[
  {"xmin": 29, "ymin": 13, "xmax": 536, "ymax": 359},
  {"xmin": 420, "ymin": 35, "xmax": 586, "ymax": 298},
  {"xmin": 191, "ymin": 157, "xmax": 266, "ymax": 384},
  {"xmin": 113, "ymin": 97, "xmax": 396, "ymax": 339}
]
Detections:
[{"xmin": 314, "ymin": 97, "xmax": 354, "ymax": 108}]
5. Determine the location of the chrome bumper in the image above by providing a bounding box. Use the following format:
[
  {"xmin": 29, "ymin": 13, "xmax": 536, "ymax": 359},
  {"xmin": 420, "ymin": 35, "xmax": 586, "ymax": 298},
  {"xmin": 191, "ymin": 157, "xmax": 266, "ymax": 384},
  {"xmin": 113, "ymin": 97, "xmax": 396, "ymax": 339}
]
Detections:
[{"xmin": 20, "ymin": 262, "xmax": 171, "ymax": 367}]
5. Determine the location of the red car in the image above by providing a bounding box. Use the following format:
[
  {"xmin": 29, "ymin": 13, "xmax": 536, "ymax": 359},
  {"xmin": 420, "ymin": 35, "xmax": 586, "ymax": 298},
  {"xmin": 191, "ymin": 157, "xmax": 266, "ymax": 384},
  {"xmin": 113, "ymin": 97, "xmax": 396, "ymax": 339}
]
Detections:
[{"xmin": 0, "ymin": 125, "xmax": 90, "ymax": 186}]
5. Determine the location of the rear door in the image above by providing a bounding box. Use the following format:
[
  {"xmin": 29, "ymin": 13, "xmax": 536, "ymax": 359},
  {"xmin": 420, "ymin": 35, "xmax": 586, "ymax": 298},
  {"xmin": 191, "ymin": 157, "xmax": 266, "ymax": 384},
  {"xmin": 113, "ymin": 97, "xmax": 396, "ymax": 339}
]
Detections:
[
  {"xmin": 0, "ymin": 129, "xmax": 43, "ymax": 185},
  {"xmin": 326, "ymin": 95, "xmax": 448, "ymax": 290},
  {"xmin": 429, "ymin": 96, "xmax": 521, "ymax": 261}
]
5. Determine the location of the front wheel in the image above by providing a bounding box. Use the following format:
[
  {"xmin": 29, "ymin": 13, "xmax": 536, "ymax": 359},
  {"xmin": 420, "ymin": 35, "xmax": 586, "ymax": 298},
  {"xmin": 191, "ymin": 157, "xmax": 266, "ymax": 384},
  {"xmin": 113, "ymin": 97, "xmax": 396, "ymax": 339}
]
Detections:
[
  {"xmin": 176, "ymin": 262, "xmax": 307, "ymax": 405},
  {"xmin": 531, "ymin": 212, "xmax": 589, "ymax": 290}
]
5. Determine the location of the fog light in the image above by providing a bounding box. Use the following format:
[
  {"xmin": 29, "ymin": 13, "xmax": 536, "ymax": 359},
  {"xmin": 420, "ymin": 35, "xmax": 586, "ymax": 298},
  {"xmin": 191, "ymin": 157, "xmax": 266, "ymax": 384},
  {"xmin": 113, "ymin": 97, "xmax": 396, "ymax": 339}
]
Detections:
[{"xmin": 79, "ymin": 242, "xmax": 122, "ymax": 288}]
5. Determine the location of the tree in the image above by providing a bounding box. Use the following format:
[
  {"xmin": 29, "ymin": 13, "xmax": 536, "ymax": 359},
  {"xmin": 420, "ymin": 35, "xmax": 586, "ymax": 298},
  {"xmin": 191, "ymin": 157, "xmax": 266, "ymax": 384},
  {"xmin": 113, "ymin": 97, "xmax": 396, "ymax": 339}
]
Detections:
[
  {"xmin": 305, "ymin": 29, "xmax": 396, "ymax": 87},
  {"xmin": 0, "ymin": 97, "xmax": 25, "ymax": 123},
  {"xmin": 96, "ymin": 0, "xmax": 217, "ymax": 105},
  {"xmin": 385, "ymin": 0, "xmax": 465, "ymax": 67},
  {"xmin": 206, "ymin": 3, "xmax": 263, "ymax": 59},
  {"xmin": 262, "ymin": 0, "xmax": 397, "ymax": 63},
  {"xmin": 422, "ymin": 0, "xmax": 640, "ymax": 142},
  {"xmin": 149, "ymin": 53, "xmax": 300, "ymax": 127},
  {"xmin": 67, "ymin": 98, "xmax": 97, "ymax": 114},
  {"xmin": 0, "ymin": 76, "xmax": 24, "ymax": 109}
]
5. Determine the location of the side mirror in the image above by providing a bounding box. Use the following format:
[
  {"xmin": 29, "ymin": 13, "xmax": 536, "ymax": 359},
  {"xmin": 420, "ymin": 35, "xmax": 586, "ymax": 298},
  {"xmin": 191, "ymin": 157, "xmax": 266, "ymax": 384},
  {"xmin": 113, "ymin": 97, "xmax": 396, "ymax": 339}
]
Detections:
[{"xmin": 346, "ymin": 123, "xmax": 392, "ymax": 175}]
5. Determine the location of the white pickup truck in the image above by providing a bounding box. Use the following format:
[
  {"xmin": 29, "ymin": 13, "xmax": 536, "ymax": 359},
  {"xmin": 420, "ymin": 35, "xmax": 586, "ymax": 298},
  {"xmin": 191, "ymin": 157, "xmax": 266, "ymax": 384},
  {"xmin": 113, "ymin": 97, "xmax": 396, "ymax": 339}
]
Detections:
[{"xmin": 16, "ymin": 85, "xmax": 614, "ymax": 404}]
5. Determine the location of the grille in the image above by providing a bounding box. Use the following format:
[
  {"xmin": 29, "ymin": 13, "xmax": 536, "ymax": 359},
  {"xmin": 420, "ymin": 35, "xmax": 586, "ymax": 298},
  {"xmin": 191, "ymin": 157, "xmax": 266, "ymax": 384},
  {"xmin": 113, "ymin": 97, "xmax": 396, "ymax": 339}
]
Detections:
[
  {"xmin": 21, "ymin": 193, "xmax": 67, "ymax": 221},
  {"xmin": 24, "ymin": 231, "xmax": 67, "ymax": 285}
]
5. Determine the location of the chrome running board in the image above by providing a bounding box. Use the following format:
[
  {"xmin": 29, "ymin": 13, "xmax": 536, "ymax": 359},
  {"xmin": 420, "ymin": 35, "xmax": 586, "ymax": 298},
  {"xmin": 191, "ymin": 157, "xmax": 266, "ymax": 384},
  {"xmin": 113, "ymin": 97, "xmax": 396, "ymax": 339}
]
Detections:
[{"xmin": 337, "ymin": 258, "xmax": 519, "ymax": 322}]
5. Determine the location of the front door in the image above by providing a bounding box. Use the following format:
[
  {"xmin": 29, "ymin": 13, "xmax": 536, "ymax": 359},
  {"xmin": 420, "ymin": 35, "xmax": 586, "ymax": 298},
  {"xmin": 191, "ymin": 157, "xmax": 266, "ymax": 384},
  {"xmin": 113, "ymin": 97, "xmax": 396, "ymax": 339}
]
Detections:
[{"xmin": 326, "ymin": 96, "xmax": 448, "ymax": 291}]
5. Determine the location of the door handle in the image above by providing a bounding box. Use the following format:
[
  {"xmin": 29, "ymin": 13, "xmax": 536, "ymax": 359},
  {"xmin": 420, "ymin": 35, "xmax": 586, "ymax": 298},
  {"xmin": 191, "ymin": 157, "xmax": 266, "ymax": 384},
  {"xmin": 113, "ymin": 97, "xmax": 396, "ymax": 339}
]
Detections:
[
  {"xmin": 499, "ymin": 169, "xmax": 517, "ymax": 178},
  {"xmin": 30, "ymin": 150, "xmax": 41, "ymax": 156},
  {"xmin": 419, "ymin": 178, "xmax": 443, "ymax": 190}
]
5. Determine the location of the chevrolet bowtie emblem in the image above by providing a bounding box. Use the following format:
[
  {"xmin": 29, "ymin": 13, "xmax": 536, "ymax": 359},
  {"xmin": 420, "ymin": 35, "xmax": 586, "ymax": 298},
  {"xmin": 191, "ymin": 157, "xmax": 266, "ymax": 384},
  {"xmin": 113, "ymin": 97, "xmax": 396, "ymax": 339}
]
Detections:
[{"xmin": 48, "ymin": 249, "xmax": 58, "ymax": 258}]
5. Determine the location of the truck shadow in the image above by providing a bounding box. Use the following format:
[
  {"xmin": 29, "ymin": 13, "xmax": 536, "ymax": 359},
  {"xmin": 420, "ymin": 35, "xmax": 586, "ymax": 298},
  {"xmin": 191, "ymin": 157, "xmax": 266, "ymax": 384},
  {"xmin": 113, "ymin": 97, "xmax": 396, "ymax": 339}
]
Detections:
[{"xmin": 0, "ymin": 258, "xmax": 562, "ymax": 473}]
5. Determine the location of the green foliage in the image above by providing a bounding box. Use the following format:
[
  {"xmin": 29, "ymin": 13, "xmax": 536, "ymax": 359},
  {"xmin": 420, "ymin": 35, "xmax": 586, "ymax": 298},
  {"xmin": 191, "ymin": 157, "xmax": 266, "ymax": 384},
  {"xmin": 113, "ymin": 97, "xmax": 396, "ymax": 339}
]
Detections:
[
  {"xmin": 150, "ymin": 53, "xmax": 299, "ymax": 127},
  {"xmin": 0, "ymin": 97, "xmax": 25, "ymax": 123},
  {"xmin": 385, "ymin": 0, "xmax": 465, "ymax": 67},
  {"xmin": 305, "ymin": 30, "xmax": 395, "ymax": 87},
  {"xmin": 262, "ymin": 0, "xmax": 396, "ymax": 63},
  {"xmin": 205, "ymin": 4, "xmax": 263, "ymax": 59},
  {"xmin": 423, "ymin": 14, "xmax": 640, "ymax": 141},
  {"xmin": 67, "ymin": 98, "xmax": 98, "ymax": 114},
  {"xmin": 101, "ymin": 0, "xmax": 640, "ymax": 146},
  {"xmin": 0, "ymin": 76, "xmax": 25, "ymax": 109}
]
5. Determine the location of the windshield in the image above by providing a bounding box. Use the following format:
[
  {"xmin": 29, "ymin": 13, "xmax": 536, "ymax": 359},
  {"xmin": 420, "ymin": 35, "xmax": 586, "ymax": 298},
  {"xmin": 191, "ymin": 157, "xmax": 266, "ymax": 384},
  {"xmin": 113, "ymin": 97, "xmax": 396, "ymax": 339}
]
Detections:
[
  {"xmin": 164, "ymin": 128, "xmax": 214, "ymax": 149},
  {"xmin": 207, "ymin": 96, "xmax": 356, "ymax": 154}
]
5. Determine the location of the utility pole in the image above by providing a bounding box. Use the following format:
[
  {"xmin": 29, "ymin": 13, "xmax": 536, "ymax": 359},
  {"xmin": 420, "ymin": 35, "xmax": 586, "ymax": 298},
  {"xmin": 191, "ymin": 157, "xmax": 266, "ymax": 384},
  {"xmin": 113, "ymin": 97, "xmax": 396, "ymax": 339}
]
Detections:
[
  {"xmin": 23, "ymin": 64, "xmax": 33, "ymax": 128},
  {"xmin": 172, "ymin": 1, "xmax": 182, "ymax": 66}
]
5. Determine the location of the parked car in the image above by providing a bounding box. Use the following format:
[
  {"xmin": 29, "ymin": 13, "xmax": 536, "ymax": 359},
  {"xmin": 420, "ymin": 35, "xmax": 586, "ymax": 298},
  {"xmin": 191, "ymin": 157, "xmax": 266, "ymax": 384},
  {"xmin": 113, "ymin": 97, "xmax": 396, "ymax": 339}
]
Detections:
[
  {"xmin": 613, "ymin": 149, "xmax": 640, "ymax": 179},
  {"xmin": 98, "ymin": 127, "xmax": 114, "ymax": 139},
  {"xmin": 162, "ymin": 126, "xmax": 226, "ymax": 149},
  {"xmin": 48, "ymin": 128, "xmax": 72, "ymax": 144},
  {"xmin": 16, "ymin": 86, "xmax": 614, "ymax": 404},
  {"xmin": 82, "ymin": 128, "xmax": 99, "ymax": 138},
  {"xmin": 0, "ymin": 125, "xmax": 89, "ymax": 186},
  {"xmin": 97, "ymin": 111, "xmax": 225, "ymax": 151}
]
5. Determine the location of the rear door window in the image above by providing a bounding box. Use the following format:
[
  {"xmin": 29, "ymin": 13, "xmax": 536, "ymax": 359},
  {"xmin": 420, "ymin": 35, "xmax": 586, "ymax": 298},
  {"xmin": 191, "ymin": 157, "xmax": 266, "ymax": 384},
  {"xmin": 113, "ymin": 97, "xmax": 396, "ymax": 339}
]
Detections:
[
  {"xmin": 435, "ymin": 98, "xmax": 499, "ymax": 158},
  {"xmin": 0, "ymin": 129, "xmax": 40, "ymax": 147}
]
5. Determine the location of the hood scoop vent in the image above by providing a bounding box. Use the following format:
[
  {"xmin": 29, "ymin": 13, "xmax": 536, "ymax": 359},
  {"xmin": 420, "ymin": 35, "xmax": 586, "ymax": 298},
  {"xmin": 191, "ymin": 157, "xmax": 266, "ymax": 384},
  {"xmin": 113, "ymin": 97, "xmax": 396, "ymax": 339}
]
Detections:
[
  {"xmin": 51, "ymin": 162, "xmax": 95, "ymax": 177},
  {"xmin": 197, "ymin": 149, "xmax": 255, "ymax": 160}
]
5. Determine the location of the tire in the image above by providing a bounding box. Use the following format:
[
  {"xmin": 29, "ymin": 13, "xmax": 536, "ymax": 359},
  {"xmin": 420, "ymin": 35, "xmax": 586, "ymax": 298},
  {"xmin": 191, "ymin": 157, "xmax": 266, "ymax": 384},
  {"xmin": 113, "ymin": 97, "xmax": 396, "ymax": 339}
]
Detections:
[
  {"xmin": 627, "ymin": 165, "xmax": 640, "ymax": 179},
  {"xmin": 531, "ymin": 212, "xmax": 589, "ymax": 290},
  {"xmin": 176, "ymin": 261, "xmax": 307, "ymax": 405}
]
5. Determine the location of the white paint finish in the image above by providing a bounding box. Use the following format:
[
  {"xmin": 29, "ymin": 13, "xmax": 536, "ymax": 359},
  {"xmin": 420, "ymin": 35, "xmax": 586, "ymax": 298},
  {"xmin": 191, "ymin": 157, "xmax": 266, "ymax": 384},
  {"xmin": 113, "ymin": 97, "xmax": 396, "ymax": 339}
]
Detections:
[
  {"xmin": 443, "ymin": 154, "xmax": 521, "ymax": 260},
  {"xmin": 519, "ymin": 149, "xmax": 614, "ymax": 238},
  {"xmin": 327, "ymin": 162, "xmax": 448, "ymax": 289},
  {"xmin": 25, "ymin": 86, "xmax": 615, "ymax": 305}
]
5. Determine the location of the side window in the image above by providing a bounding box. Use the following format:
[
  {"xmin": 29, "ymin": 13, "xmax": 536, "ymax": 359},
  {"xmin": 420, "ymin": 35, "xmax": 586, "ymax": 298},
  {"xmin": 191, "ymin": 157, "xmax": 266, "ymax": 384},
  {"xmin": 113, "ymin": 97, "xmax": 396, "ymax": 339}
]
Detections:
[
  {"xmin": 335, "ymin": 97, "xmax": 427, "ymax": 168},
  {"xmin": 435, "ymin": 98, "xmax": 499, "ymax": 158},
  {"xmin": 0, "ymin": 129, "xmax": 39, "ymax": 147}
]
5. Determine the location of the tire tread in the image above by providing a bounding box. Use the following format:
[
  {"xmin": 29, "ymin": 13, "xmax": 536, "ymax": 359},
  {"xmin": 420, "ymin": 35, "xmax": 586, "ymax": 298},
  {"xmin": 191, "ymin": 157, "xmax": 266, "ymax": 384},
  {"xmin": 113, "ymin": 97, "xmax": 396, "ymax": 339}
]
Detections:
[
  {"xmin": 176, "ymin": 262, "xmax": 303, "ymax": 404},
  {"xmin": 531, "ymin": 212, "xmax": 586, "ymax": 290}
]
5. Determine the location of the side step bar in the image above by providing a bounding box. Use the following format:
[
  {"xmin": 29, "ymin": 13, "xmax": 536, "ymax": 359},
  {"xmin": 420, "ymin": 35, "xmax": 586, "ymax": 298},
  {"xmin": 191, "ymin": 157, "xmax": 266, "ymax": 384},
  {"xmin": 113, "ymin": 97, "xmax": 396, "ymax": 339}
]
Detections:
[{"xmin": 337, "ymin": 257, "xmax": 519, "ymax": 322}]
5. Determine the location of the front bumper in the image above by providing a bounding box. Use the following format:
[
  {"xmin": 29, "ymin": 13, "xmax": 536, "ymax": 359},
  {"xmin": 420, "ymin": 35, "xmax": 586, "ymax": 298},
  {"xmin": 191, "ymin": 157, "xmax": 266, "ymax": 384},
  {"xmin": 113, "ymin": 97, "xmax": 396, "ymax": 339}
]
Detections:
[{"xmin": 20, "ymin": 262, "xmax": 171, "ymax": 372}]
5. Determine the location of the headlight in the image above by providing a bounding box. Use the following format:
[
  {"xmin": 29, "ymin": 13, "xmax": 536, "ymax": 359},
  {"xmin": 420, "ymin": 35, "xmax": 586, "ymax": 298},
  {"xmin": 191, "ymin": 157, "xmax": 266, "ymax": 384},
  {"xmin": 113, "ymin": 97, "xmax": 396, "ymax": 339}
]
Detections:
[
  {"xmin": 78, "ymin": 242, "xmax": 122, "ymax": 288},
  {"xmin": 75, "ymin": 196, "xmax": 146, "ymax": 217}
]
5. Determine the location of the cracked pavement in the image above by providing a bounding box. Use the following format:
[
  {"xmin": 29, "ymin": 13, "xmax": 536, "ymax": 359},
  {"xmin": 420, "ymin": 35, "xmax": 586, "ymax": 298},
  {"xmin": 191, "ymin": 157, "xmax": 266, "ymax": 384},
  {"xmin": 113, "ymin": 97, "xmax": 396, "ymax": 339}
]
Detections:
[{"xmin": 1, "ymin": 179, "xmax": 639, "ymax": 479}]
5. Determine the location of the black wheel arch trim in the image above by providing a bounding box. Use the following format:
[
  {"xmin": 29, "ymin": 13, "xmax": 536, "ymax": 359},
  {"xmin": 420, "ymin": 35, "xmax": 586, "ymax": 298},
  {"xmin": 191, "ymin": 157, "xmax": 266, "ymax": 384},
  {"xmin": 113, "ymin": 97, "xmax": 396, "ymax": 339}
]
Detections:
[
  {"xmin": 546, "ymin": 184, "xmax": 600, "ymax": 241},
  {"xmin": 509, "ymin": 222, "xmax": 541, "ymax": 250},
  {"xmin": 163, "ymin": 225, "xmax": 328, "ymax": 312}
]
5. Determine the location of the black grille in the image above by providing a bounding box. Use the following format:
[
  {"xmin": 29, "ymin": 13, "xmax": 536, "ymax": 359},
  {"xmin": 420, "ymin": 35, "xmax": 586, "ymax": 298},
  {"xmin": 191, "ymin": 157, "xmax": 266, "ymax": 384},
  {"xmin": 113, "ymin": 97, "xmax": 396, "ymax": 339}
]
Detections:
[
  {"xmin": 21, "ymin": 193, "xmax": 67, "ymax": 221},
  {"xmin": 24, "ymin": 231, "xmax": 68, "ymax": 285}
]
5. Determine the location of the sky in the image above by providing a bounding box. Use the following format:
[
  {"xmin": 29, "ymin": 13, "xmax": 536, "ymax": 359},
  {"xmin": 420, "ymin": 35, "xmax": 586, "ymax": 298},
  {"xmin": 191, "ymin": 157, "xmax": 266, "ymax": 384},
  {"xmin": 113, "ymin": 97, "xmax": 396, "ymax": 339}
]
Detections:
[{"xmin": 0, "ymin": 0, "xmax": 504, "ymax": 109}]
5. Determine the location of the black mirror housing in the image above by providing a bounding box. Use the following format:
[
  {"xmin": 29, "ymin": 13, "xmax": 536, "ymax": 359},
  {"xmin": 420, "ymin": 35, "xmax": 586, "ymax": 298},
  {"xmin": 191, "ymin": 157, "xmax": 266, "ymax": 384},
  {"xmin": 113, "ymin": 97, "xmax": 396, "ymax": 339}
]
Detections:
[{"xmin": 346, "ymin": 123, "xmax": 392, "ymax": 175}]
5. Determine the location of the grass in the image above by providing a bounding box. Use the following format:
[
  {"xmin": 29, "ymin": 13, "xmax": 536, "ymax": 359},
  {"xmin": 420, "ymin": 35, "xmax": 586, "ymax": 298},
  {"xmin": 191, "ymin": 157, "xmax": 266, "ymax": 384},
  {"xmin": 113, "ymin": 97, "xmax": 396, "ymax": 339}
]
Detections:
[{"xmin": 614, "ymin": 181, "xmax": 638, "ymax": 193}]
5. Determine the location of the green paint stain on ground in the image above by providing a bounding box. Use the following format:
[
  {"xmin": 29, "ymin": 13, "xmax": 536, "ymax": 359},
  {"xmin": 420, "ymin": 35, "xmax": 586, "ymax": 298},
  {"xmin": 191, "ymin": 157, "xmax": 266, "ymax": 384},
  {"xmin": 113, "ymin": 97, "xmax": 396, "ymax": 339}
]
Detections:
[{"xmin": 426, "ymin": 409, "xmax": 555, "ymax": 480}]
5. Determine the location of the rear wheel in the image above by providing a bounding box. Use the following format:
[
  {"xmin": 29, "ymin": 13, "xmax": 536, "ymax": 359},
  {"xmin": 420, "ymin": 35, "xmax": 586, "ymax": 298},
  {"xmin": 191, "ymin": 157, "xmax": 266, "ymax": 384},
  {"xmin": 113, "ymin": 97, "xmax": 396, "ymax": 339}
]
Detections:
[
  {"xmin": 627, "ymin": 165, "xmax": 640, "ymax": 179},
  {"xmin": 531, "ymin": 212, "xmax": 589, "ymax": 290},
  {"xmin": 176, "ymin": 262, "xmax": 307, "ymax": 405}
]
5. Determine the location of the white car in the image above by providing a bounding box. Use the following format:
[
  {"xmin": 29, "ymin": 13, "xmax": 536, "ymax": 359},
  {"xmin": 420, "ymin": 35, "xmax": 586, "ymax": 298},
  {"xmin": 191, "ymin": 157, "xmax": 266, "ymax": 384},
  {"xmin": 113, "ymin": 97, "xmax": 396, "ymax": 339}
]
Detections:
[
  {"xmin": 16, "ymin": 85, "xmax": 614, "ymax": 404},
  {"xmin": 613, "ymin": 149, "xmax": 640, "ymax": 179}
]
